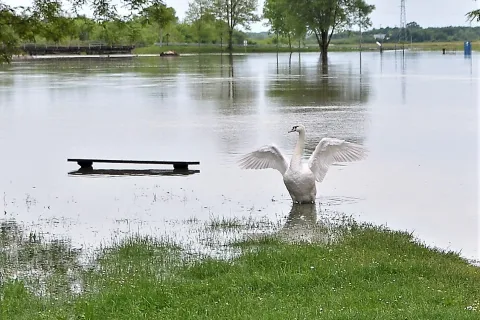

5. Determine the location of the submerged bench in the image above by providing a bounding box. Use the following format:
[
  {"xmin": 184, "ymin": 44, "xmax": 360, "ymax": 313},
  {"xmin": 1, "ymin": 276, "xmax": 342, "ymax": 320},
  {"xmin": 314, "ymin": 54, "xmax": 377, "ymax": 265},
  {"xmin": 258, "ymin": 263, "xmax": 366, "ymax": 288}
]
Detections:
[{"xmin": 67, "ymin": 158, "xmax": 200, "ymax": 170}]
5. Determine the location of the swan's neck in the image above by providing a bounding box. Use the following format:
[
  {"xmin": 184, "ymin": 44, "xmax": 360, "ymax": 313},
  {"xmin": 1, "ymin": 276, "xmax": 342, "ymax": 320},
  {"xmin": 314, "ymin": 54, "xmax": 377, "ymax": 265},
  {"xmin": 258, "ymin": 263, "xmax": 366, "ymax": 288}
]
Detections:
[{"xmin": 290, "ymin": 131, "xmax": 305, "ymax": 168}]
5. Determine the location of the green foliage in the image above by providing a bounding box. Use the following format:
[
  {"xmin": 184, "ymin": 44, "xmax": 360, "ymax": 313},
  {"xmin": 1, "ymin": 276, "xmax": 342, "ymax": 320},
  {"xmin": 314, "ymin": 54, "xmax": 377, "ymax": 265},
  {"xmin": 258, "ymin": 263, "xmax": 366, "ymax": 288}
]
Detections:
[
  {"xmin": 69, "ymin": 0, "xmax": 151, "ymax": 21},
  {"xmin": 0, "ymin": 0, "xmax": 154, "ymax": 63},
  {"xmin": 141, "ymin": 1, "xmax": 177, "ymax": 30},
  {"xmin": 139, "ymin": 1, "xmax": 177, "ymax": 45},
  {"xmin": 466, "ymin": 0, "xmax": 480, "ymax": 22},
  {"xmin": 283, "ymin": 0, "xmax": 375, "ymax": 61},
  {"xmin": 263, "ymin": 0, "xmax": 307, "ymax": 50},
  {"xmin": 186, "ymin": 1, "xmax": 227, "ymax": 45},
  {"xmin": 212, "ymin": 0, "xmax": 260, "ymax": 49},
  {"xmin": 466, "ymin": 9, "xmax": 480, "ymax": 22},
  {"xmin": 0, "ymin": 0, "xmax": 262, "ymax": 63},
  {"xmin": 0, "ymin": 3, "xmax": 38, "ymax": 62}
]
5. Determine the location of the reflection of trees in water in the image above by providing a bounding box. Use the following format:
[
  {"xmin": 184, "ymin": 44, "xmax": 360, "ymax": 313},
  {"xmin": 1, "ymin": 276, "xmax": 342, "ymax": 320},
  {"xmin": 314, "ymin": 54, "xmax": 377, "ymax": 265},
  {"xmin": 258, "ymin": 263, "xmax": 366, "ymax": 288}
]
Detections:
[
  {"xmin": 7, "ymin": 55, "xmax": 239, "ymax": 78},
  {"xmin": 268, "ymin": 55, "xmax": 371, "ymax": 149},
  {"xmin": 269, "ymin": 56, "xmax": 370, "ymax": 107},
  {"xmin": 210, "ymin": 54, "xmax": 371, "ymax": 155},
  {"xmin": 136, "ymin": 54, "xmax": 258, "ymax": 115},
  {"xmin": 206, "ymin": 54, "xmax": 262, "ymax": 116},
  {"xmin": 0, "ymin": 72, "xmax": 14, "ymax": 106},
  {"xmin": 0, "ymin": 219, "xmax": 83, "ymax": 296},
  {"xmin": 0, "ymin": 73, "xmax": 14, "ymax": 87}
]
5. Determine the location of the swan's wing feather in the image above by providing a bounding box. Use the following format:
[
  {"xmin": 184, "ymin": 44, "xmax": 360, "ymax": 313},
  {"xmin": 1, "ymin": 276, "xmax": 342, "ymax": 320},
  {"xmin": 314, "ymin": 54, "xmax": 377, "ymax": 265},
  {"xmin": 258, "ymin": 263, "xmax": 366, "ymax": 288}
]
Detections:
[
  {"xmin": 308, "ymin": 137, "xmax": 367, "ymax": 182},
  {"xmin": 238, "ymin": 144, "xmax": 289, "ymax": 175}
]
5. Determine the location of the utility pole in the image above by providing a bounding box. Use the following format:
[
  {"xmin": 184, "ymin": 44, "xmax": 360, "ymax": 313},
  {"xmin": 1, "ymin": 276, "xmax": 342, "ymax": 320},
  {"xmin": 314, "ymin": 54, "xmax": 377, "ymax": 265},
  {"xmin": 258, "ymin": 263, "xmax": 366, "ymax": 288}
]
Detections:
[{"xmin": 399, "ymin": 0, "xmax": 407, "ymax": 55}]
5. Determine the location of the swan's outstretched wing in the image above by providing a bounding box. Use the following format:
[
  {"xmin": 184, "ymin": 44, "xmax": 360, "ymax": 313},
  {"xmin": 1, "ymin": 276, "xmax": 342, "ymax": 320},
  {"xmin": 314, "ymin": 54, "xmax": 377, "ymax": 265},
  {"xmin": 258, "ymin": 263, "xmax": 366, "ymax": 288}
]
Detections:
[
  {"xmin": 308, "ymin": 137, "xmax": 367, "ymax": 182},
  {"xmin": 238, "ymin": 144, "xmax": 289, "ymax": 175}
]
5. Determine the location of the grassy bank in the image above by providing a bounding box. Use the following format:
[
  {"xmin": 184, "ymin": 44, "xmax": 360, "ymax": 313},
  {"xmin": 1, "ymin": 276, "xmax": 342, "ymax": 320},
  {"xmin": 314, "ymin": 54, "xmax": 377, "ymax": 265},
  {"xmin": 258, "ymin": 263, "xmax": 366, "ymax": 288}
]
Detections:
[
  {"xmin": 134, "ymin": 41, "xmax": 479, "ymax": 55},
  {"xmin": 1, "ymin": 221, "xmax": 479, "ymax": 319},
  {"xmin": 133, "ymin": 44, "xmax": 320, "ymax": 54}
]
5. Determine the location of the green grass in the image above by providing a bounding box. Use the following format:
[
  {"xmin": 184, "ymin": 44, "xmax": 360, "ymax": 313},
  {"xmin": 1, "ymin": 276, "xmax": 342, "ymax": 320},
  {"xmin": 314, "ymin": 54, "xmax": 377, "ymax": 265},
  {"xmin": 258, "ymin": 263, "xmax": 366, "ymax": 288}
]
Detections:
[
  {"xmin": 10, "ymin": 40, "xmax": 477, "ymax": 60},
  {"xmin": 133, "ymin": 41, "xmax": 480, "ymax": 55},
  {"xmin": 207, "ymin": 216, "xmax": 245, "ymax": 229},
  {"xmin": 133, "ymin": 44, "xmax": 320, "ymax": 55},
  {"xmin": 1, "ymin": 221, "xmax": 479, "ymax": 319}
]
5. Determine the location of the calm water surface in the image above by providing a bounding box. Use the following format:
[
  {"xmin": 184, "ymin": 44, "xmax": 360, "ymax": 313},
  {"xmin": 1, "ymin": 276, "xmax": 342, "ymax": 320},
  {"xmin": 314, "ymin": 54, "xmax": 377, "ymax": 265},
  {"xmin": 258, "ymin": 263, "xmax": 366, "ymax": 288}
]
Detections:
[{"xmin": 0, "ymin": 51, "xmax": 478, "ymax": 260}]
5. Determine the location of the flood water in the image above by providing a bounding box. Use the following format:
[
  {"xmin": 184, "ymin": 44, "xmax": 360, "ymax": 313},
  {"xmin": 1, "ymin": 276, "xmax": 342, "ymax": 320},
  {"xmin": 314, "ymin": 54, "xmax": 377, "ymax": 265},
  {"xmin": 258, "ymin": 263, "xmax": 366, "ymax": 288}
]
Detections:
[{"xmin": 0, "ymin": 51, "xmax": 478, "ymax": 261}]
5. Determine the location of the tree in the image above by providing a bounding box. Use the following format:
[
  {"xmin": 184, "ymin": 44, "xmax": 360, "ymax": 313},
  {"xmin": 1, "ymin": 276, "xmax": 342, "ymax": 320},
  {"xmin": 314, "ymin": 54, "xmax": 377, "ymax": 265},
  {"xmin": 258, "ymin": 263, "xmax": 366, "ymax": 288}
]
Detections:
[
  {"xmin": 41, "ymin": 16, "xmax": 77, "ymax": 44},
  {"xmin": 68, "ymin": 0, "xmax": 152, "ymax": 22},
  {"xmin": 212, "ymin": 0, "xmax": 260, "ymax": 50},
  {"xmin": 74, "ymin": 16, "xmax": 96, "ymax": 41},
  {"xmin": 186, "ymin": 0, "xmax": 214, "ymax": 44},
  {"xmin": 29, "ymin": 1, "xmax": 76, "ymax": 44},
  {"xmin": 186, "ymin": 0, "xmax": 212, "ymax": 23},
  {"xmin": 288, "ymin": 0, "xmax": 375, "ymax": 64},
  {"xmin": 263, "ymin": 0, "xmax": 306, "ymax": 52},
  {"xmin": 140, "ymin": 0, "xmax": 177, "ymax": 46},
  {"xmin": 0, "ymin": 2, "xmax": 38, "ymax": 62},
  {"xmin": 406, "ymin": 21, "xmax": 420, "ymax": 29},
  {"xmin": 263, "ymin": 0, "xmax": 283, "ymax": 36},
  {"xmin": 467, "ymin": 9, "xmax": 480, "ymax": 21},
  {"xmin": 0, "ymin": 0, "xmax": 153, "ymax": 63},
  {"xmin": 466, "ymin": 0, "xmax": 479, "ymax": 22}
]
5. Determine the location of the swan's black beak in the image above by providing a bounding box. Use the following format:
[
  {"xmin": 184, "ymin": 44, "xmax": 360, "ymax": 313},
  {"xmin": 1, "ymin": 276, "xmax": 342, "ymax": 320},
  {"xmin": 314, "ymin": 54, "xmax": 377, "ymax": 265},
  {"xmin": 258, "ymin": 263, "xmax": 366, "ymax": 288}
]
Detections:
[{"xmin": 288, "ymin": 125, "xmax": 298, "ymax": 133}]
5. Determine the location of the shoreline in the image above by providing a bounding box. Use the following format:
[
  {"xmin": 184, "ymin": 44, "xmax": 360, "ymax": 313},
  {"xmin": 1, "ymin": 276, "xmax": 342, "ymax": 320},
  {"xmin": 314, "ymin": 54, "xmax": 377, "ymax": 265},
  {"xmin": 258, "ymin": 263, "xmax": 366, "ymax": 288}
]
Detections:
[
  {"xmin": 7, "ymin": 40, "xmax": 478, "ymax": 61},
  {"xmin": 9, "ymin": 48, "xmax": 475, "ymax": 62}
]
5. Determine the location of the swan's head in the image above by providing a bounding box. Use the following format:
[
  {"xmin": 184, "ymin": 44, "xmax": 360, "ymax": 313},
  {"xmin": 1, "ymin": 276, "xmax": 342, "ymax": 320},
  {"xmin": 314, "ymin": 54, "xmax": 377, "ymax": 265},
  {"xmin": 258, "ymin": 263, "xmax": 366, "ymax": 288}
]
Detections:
[{"xmin": 288, "ymin": 125, "xmax": 305, "ymax": 134}]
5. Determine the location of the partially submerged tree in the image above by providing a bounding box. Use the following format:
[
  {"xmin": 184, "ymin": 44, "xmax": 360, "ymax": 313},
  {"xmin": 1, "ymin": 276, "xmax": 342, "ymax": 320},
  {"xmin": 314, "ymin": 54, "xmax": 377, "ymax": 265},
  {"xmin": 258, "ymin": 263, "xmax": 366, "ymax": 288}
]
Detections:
[
  {"xmin": 212, "ymin": 0, "xmax": 260, "ymax": 50},
  {"xmin": 288, "ymin": 0, "xmax": 375, "ymax": 64}
]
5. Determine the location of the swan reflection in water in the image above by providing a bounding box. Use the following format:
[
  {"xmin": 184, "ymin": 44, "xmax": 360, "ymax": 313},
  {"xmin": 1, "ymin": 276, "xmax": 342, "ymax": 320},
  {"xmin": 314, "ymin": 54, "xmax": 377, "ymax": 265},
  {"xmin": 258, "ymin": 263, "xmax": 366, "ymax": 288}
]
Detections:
[
  {"xmin": 276, "ymin": 202, "xmax": 337, "ymax": 244},
  {"xmin": 247, "ymin": 202, "xmax": 339, "ymax": 244}
]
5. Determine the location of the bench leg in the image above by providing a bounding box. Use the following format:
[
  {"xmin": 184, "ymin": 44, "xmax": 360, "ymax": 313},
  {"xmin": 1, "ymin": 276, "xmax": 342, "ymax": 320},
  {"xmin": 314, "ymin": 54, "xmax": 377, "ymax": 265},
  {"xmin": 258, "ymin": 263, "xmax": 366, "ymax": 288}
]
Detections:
[
  {"xmin": 77, "ymin": 161, "xmax": 93, "ymax": 169},
  {"xmin": 173, "ymin": 163, "xmax": 188, "ymax": 170}
]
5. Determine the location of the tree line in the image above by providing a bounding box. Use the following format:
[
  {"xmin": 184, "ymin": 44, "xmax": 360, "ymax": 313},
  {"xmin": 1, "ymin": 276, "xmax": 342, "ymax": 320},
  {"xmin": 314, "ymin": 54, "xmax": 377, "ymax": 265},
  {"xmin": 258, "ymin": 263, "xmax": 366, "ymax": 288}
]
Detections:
[
  {"xmin": 0, "ymin": 0, "xmax": 376, "ymax": 64},
  {"xmin": 1, "ymin": 0, "xmax": 478, "ymax": 64},
  {"xmin": 330, "ymin": 23, "xmax": 480, "ymax": 44}
]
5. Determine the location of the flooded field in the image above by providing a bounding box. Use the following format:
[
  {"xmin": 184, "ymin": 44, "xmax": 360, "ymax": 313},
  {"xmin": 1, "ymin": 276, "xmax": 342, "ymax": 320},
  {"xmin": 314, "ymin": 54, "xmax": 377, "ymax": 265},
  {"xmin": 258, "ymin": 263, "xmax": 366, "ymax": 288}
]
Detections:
[{"xmin": 0, "ymin": 50, "xmax": 478, "ymax": 270}]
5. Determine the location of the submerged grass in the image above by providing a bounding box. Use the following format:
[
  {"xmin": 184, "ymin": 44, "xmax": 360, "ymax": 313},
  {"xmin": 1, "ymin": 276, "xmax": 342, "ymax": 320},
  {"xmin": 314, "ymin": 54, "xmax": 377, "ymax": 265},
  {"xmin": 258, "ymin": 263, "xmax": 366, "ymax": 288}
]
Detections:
[
  {"xmin": 207, "ymin": 216, "xmax": 245, "ymax": 229},
  {"xmin": 1, "ymin": 222, "xmax": 479, "ymax": 319}
]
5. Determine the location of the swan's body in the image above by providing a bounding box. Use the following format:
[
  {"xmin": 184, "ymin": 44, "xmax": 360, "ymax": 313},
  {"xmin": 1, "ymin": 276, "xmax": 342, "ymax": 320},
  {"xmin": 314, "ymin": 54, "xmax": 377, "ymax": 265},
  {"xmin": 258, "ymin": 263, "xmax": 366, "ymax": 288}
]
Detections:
[{"xmin": 238, "ymin": 125, "xmax": 367, "ymax": 204}]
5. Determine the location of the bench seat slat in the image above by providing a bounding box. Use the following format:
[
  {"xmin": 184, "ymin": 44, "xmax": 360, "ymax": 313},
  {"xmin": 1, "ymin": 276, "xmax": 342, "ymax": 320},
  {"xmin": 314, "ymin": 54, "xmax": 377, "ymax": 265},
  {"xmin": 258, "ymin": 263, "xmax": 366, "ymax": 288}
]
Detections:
[{"xmin": 68, "ymin": 159, "xmax": 199, "ymax": 165}]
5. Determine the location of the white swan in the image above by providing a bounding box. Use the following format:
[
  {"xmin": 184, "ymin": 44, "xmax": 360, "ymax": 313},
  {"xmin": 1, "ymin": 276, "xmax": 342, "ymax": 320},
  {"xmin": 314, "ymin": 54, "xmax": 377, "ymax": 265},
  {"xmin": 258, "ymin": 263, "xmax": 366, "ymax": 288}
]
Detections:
[{"xmin": 238, "ymin": 125, "xmax": 367, "ymax": 204}]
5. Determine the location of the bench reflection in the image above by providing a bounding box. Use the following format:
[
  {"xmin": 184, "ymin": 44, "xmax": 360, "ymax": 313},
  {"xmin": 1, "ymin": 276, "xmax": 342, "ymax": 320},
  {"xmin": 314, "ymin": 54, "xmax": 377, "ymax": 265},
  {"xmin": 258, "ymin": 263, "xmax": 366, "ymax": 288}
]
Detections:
[{"xmin": 68, "ymin": 168, "xmax": 200, "ymax": 177}]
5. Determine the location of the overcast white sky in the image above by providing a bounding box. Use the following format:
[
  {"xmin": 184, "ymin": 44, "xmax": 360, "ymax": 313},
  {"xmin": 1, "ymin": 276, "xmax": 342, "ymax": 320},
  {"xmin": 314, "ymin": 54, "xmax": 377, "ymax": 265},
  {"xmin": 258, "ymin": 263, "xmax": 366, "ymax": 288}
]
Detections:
[{"xmin": 5, "ymin": 0, "xmax": 480, "ymax": 30}]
